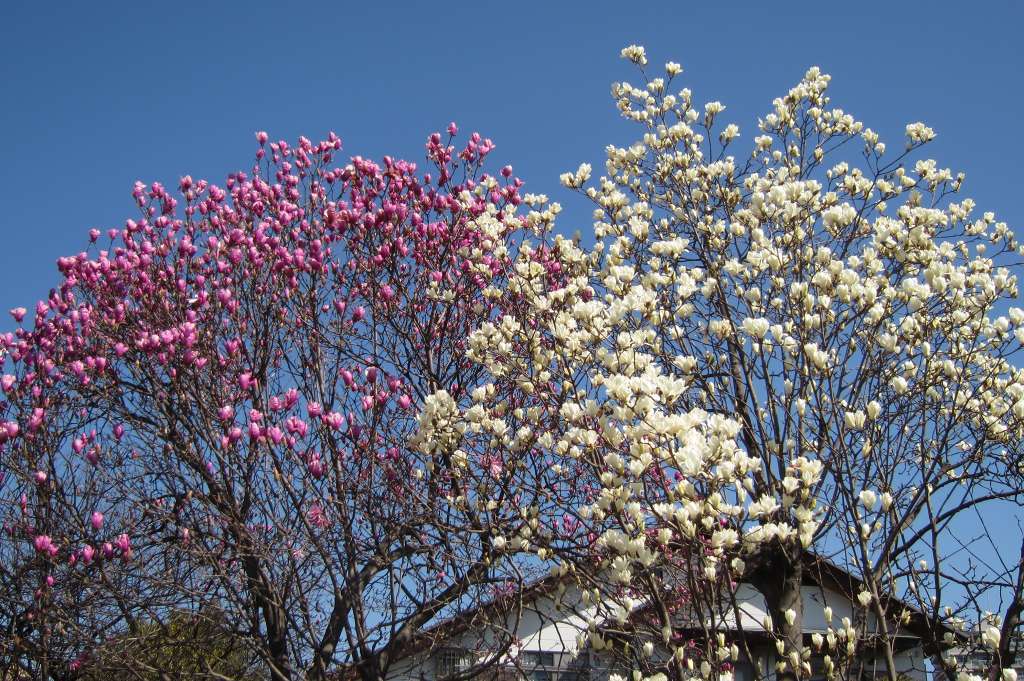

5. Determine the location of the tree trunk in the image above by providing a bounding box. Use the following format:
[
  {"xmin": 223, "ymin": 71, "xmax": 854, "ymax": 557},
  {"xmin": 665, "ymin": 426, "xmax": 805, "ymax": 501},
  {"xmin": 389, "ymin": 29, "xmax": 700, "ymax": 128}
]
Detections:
[{"xmin": 747, "ymin": 546, "xmax": 804, "ymax": 678}]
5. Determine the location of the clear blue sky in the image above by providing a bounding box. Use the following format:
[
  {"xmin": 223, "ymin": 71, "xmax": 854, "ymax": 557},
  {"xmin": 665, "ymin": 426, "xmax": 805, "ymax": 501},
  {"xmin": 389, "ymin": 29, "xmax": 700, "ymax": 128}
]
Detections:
[{"xmin": 1, "ymin": 1, "xmax": 1021, "ymax": 315}]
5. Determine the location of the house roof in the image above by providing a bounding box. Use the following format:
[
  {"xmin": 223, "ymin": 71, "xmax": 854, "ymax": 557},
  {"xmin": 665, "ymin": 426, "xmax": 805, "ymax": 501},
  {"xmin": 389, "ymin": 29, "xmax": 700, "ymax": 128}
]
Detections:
[
  {"xmin": 399, "ymin": 570, "xmax": 572, "ymax": 656},
  {"xmin": 327, "ymin": 572, "xmax": 572, "ymax": 681}
]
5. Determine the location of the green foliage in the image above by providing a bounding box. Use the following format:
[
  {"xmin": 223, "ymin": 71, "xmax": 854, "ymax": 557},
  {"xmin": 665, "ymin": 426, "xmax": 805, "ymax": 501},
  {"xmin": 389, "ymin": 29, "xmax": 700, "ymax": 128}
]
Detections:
[{"xmin": 78, "ymin": 608, "xmax": 259, "ymax": 681}]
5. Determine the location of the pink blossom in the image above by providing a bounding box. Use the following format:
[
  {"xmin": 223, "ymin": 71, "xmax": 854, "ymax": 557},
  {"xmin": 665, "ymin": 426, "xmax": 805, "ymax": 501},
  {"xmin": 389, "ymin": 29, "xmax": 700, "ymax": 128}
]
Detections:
[
  {"xmin": 283, "ymin": 388, "xmax": 299, "ymax": 409},
  {"xmin": 90, "ymin": 511, "xmax": 104, "ymax": 530},
  {"xmin": 10, "ymin": 307, "xmax": 26, "ymax": 323},
  {"xmin": 308, "ymin": 503, "xmax": 330, "ymax": 528},
  {"xmin": 115, "ymin": 533, "xmax": 132, "ymax": 559},
  {"xmin": 0, "ymin": 421, "xmax": 18, "ymax": 442},
  {"xmin": 286, "ymin": 416, "xmax": 308, "ymax": 438},
  {"xmin": 33, "ymin": 535, "xmax": 54, "ymax": 555}
]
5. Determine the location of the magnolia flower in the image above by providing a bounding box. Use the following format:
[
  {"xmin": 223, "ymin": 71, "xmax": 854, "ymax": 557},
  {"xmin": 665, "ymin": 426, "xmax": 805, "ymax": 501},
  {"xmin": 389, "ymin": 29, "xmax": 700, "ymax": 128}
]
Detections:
[
  {"xmin": 905, "ymin": 122, "xmax": 936, "ymax": 143},
  {"xmin": 620, "ymin": 44, "xmax": 647, "ymax": 66},
  {"xmin": 844, "ymin": 411, "xmax": 866, "ymax": 430},
  {"xmin": 982, "ymin": 625, "xmax": 1001, "ymax": 650},
  {"xmin": 560, "ymin": 163, "xmax": 592, "ymax": 189},
  {"xmin": 34, "ymin": 535, "xmax": 55, "ymax": 555},
  {"xmin": 741, "ymin": 317, "xmax": 770, "ymax": 339},
  {"xmin": 115, "ymin": 533, "xmax": 132, "ymax": 560},
  {"xmin": 858, "ymin": 489, "xmax": 878, "ymax": 510}
]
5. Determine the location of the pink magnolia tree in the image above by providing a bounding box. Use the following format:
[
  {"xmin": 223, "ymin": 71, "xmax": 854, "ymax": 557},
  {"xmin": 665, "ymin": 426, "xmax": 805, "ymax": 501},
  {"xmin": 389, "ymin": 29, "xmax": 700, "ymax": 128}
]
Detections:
[{"xmin": 0, "ymin": 127, "xmax": 566, "ymax": 680}]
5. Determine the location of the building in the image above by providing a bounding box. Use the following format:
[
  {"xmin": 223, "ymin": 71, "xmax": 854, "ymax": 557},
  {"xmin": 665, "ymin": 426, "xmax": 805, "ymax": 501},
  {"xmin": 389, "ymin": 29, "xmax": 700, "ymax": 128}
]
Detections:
[
  {"xmin": 344, "ymin": 555, "xmax": 947, "ymax": 681},
  {"xmin": 935, "ymin": 631, "xmax": 1024, "ymax": 681}
]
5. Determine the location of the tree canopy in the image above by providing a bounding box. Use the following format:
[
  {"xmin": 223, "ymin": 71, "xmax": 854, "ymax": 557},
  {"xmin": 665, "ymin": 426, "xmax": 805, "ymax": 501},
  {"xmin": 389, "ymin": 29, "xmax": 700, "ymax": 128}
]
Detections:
[{"xmin": 1, "ymin": 47, "xmax": 1022, "ymax": 681}]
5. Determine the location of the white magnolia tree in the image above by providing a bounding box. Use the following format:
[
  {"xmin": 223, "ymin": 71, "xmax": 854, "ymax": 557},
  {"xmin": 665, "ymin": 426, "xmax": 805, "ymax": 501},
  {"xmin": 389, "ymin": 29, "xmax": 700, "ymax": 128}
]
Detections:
[{"xmin": 414, "ymin": 47, "xmax": 1024, "ymax": 681}]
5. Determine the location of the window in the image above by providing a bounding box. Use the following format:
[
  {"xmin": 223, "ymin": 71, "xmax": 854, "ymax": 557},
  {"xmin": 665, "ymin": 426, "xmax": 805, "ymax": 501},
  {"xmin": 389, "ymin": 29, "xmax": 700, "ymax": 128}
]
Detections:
[
  {"xmin": 435, "ymin": 649, "xmax": 472, "ymax": 679},
  {"xmin": 520, "ymin": 651, "xmax": 557, "ymax": 681},
  {"xmin": 522, "ymin": 652, "xmax": 556, "ymax": 667}
]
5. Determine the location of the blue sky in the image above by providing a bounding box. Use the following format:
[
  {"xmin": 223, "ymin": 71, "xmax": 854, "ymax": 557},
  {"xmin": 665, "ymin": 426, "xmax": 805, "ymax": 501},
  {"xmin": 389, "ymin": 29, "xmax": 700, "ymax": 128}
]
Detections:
[{"xmin": 1, "ymin": 1, "xmax": 1021, "ymax": 315}]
